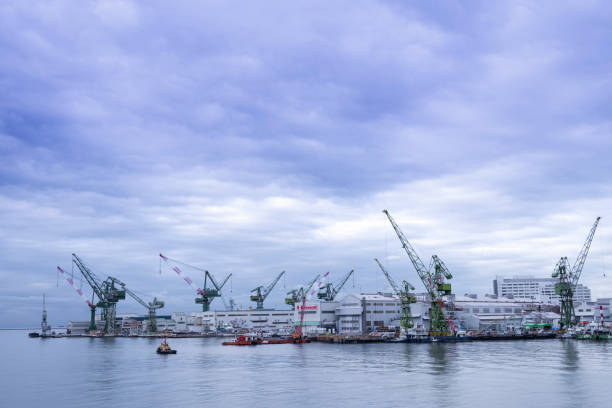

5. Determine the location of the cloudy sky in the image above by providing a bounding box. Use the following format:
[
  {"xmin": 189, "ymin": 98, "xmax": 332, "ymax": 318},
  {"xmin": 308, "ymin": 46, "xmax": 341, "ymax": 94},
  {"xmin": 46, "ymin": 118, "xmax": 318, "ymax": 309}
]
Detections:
[{"xmin": 1, "ymin": 0, "xmax": 611, "ymax": 327}]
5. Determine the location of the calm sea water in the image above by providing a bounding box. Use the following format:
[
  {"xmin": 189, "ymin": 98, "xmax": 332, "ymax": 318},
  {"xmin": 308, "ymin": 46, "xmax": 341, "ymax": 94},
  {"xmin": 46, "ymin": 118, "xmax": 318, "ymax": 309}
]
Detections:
[{"xmin": 3, "ymin": 330, "xmax": 611, "ymax": 408}]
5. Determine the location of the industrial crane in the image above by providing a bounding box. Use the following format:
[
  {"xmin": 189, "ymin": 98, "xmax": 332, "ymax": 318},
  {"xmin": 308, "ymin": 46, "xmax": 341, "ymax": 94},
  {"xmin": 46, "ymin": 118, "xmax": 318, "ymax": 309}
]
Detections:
[
  {"xmin": 293, "ymin": 272, "xmax": 330, "ymax": 343},
  {"xmin": 383, "ymin": 210, "xmax": 453, "ymax": 336},
  {"xmin": 197, "ymin": 272, "xmax": 232, "ymax": 312},
  {"xmin": 374, "ymin": 258, "xmax": 415, "ymax": 331},
  {"xmin": 71, "ymin": 253, "xmax": 126, "ymax": 335},
  {"xmin": 250, "ymin": 271, "xmax": 285, "ymax": 310},
  {"xmin": 286, "ymin": 274, "xmax": 320, "ymax": 309},
  {"xmin": 159, "ymin": 254, "xmax": 231, "ymax": 312},
  {"xmin": 552, "ymin": 216, "xmax": 601, "ymax": 329},
  {"xmin": 57, "ymin": 266, "xmax": 98, "ymax": 332},
  {"xmin": 125, "ymin": 289, "xmax": 164, "ymax": 334},
  {"xmin": 317, "ymin": 269, "xmax": 354, "ymax": 301}
]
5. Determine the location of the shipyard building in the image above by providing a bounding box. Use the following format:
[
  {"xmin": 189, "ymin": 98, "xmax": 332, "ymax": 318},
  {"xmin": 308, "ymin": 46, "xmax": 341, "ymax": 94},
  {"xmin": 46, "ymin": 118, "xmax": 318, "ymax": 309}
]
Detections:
[{"xmin": 493, "ymin": 275, "xmax": 591, "ymax": 305}]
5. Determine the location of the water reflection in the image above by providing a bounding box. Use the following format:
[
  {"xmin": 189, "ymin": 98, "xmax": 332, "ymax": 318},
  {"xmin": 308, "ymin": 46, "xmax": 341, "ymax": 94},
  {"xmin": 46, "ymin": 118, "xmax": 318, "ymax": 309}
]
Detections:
[
  {"xmin": 560, "ymin": 341, "xmax": 579, "ymax": 372},
  {"xmin": 6, "ymin": 332, "xmax": 612, "ymax": 408},
  {"xmin": 428, "ymin": 343, "xmax": 449, "ymax": 375}
]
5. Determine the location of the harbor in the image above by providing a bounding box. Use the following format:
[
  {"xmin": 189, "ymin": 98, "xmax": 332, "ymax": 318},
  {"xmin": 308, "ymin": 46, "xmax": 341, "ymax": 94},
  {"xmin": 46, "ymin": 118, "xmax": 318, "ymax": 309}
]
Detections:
[
  {"xmin": 29, "ymin": 212, "xmax": 611, "ymax": 344},
  {"xmin": 5, "ymin": 329, "xmax": 612, "ymax": 408}
]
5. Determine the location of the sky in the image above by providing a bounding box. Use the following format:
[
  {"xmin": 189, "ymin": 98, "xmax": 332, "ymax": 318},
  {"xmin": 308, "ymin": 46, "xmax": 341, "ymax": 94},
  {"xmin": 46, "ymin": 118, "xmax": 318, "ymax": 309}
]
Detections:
[{"xmin": 1, "ymin": 0, "xmax": 612, "ymax": 328}]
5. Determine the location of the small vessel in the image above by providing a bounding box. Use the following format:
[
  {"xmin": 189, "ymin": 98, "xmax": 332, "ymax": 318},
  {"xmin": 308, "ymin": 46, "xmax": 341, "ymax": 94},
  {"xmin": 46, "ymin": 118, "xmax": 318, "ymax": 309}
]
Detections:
[
  {"xmin": 28, "ymin": 332, "xmax": 40, "ymax": 338},
  {"xmin": 156, "ymin": 338, "xmax": 177, "ymax": 354},
  {"xmin": 222, "ymin": 334, "xmax": 262, "ymax": 345}
]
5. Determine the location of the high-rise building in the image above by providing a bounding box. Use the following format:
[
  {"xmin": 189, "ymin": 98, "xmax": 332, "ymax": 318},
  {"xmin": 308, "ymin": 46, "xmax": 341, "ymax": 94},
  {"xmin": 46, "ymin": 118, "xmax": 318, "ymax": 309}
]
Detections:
[{"xmin": 493, "ymin": 275, "xmax": 591, "ymax": 305}]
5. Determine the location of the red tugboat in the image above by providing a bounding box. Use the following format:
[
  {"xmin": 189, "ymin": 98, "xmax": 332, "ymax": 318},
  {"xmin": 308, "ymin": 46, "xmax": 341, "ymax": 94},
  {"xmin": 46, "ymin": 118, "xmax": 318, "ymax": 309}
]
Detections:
[
  {"xmin": 222, "ymin": 334, "xmax": 262, "ymax": 346},
  {"xmin": 157, "ymin": 338, "xmax": 177, "ymax": 354}
]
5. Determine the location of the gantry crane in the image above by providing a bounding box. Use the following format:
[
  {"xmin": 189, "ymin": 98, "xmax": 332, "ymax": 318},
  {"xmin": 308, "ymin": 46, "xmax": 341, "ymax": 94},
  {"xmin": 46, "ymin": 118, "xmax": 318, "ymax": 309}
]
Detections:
[
  {"xmin": 71, "ymin": 253, "xmax": 126, "ymax": 335},
  {"xmin": 123, "ymin": 287, "xmax": 164, "ymax": 334},
  {"xmin": 383, "ymin": 210, "xmax": 453, "ymax": 336},
  {"xmin": 286, "ymin": 274, "xmax": 320, "ymax": 309},
  {"xmin": 374, "ymin": 258, "xmax": 415, "ymax": 331},
  {"xmin": 317, "ymin": 269, "xmax": 354, "ymax": 301},
  {"xmin": 552, "ymin": 216, "xmax": 601, "ymax": 330},
  {"xmin": 159, "ymin": 254, "xmax": 231, "ymax": 312},
  {"xmin": 250, "ymin": 271, "xmax": 285, "ymax": 310}
]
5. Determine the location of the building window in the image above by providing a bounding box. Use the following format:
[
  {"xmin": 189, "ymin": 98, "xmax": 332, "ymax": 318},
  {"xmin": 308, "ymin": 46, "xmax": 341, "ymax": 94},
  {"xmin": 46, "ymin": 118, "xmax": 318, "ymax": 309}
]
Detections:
[{"xmin": 472, "ymin": 308, "xmax": 479, "ymax": 313}]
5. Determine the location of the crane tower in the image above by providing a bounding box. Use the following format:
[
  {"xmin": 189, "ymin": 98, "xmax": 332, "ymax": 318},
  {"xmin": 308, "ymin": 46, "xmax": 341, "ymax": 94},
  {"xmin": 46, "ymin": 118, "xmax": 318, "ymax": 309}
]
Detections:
[
  {"xmin": 552, "ymin": 216, "xmax": 601, "ymax": 330},
  {"xmin": 383, "ymin": 210, "xmax": 453, "ymax": 336},
  {"xmin": 251, "ymin": 271, "xmax": 285, "ymax": 310}
]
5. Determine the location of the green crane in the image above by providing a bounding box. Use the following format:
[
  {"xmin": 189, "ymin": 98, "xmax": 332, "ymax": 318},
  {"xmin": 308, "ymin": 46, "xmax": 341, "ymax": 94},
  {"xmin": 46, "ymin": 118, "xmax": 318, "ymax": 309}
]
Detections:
[
  {"xmin": 286, "ymin": 274, "xmax": 320, "ymax": 309},
  {"xmin": 195, "ymin": 271, "xmax": 232, "ymax": 312},
  {"xmin": 317, "ymin": 269, "xmax": 354, "ymax": 301},
  {"xmin": 383, "ymin": 210, "xmax": 453, "ymax": 336},
  {"xmin": 159, "ymin": 254, "xmax": 230, "ymax": 312},
  {"xmin": 116, "ymin": 282, "xmax": 165, "ymax": 334},
  {"xmin": 250, "ymin": 271, "xmax": 285, "ymax": 310},
  {"xmin": 374, "ymin": 258, "xmax": 415, "ymax": 331},
  {"xmin": 71, "ymin": 253, "xmax": 126, "ymax": 335},
  {"xmin": 552, "ymin": 216, "xmax": 601, "ymax": 330}
]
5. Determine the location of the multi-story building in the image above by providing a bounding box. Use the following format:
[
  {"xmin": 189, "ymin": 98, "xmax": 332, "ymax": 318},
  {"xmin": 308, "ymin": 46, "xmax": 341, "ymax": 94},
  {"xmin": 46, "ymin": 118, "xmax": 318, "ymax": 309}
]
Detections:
[
  {"xmin": 193, "ymin": 309, "xmax": 294, "ymax": 333},
  {"xmin": 336, "ymin": 293, "xmax": 401, "ymax": 335},
  {"xmin": 292, "ymin": 300, "xmax": 339, "ymax": 335},
  {"xmin": 454, "ymin": 295, "xmax": 544, "ymax": 332},
  {"xmin": 493, "ymin": 275, "xmax": 591, "ymax": 305}
]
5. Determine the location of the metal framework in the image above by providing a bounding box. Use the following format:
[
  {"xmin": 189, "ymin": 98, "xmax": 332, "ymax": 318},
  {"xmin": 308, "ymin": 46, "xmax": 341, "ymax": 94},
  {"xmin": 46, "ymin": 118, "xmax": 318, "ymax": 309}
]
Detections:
[
  {"xmin": 195, "ymin": 271, "xmax": 232, "ymax": 312},
  {"xmin": 123, "ymin": 287, "xmax": 164, "ymax": 333},
  {"xmin": 250, "ymin": 271, "xmax": 285, "ymax": 310},
  {"xmin": 317, "ymin": 269, "xmax": 354, "ymax": 301},
  {"xmin": 552, "ymin": 216, "xmax": 601, "ymax": 329},
  {"xmin": 383, "ymin": 210, "xmax": 453, "ymax": 335},
  {"xmin": 374, "ymin": 258, "xmax": 415, "ymax": 330},
  {"xmin": 159, "ymin": 254, "xmax": 231, "ymax": 312},
  {"xmin": 286, "ymin": 274, "xmax": 320, "ymax": 309},
  {"xmin": 71, "ymin": 253, "xmax": 126, "ymax": 335}
]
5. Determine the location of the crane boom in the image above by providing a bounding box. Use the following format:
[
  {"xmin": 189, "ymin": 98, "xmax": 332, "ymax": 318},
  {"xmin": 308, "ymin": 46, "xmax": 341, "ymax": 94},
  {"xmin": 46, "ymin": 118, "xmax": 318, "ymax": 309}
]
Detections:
[
  {"xmin": 331, "ymin": 269, "xmax": 354, "ymax": 299},
  {"xmin": 250, "ymin": 271, "xmax": 285, "ymax": 310},
  {"xmin": 553, "ymin": 216, "xmax": 601, "ymax": 329},
  {"xmin": 58, "ymin": 265, "xmax": 98, "ymax": 332},
  {"xmin": 317, "ymin": 270, "xmax": 354, "ymax": 301},
  {"xmin": 382, "ymin": 209, "xmax": 452, "ymax": 335},
  {"xmin": 160, "ymin": 254, "xmax": 229, "ymax": 311},
  {"xmin": 123, "ymin": 286, "xmax": 164, "ymax": 334},
  {"xmin": 293, "ymin": 272, "xmax": 330, "ymax": 342},
  {"xmin": 287, "ymin": 274, "xmax": 320, "ymax": 308},
  {"xmin": 374, "ymin": 259, "xmax": 415, "ymax": 331},
  {"xmin": 374, "ymin": 259, "xmax": 401, "ymax": 295},
  {"xmin": 71, "ymin": 253, "xmax": 105, "ymax": 302},
  {"xmin": 382, "ymin": 210, "xmax": 432, "ymax": 294},
  {"xmin": 571, "ymin": 216, "xmax": 601, "ymax": 287}
]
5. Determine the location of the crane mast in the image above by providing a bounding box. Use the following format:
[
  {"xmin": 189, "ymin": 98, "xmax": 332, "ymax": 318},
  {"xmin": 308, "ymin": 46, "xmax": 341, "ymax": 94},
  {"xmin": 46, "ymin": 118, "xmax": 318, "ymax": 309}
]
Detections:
[
  {"xmin": 552, "ymin": 216, "xmax": 601, "ymax": 329},
  {"xmin": 382, "ymin": 210, "xmax": 452, "ymax": 335},
  {"xmin": 72, "ymin": 254, "xmax": 126, "ymax": 335},
  {"xmin": 159, "ymin": 254, "xmax": 229, "ymax": 312},
  {"xmin": 195, "ymin": 271, "xmax": 231, "ymax": 312},
  {"xmin": 374, "ymin": 258, "xmax": 415, "ymax": 331},
  {"xmin": 123, "ymin": 286, "xmax": 164, "ymax": 334},
  {"xmin": 317, "ymin": 270, "xmax": 354, "ymax": 301},
  {"xmin": 286, "ymin": 274, "xmax": 320, "ymax": 309},
  {"xmin": 250, "ymin": 271, "xmax": 285, "ymax": 310}
]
